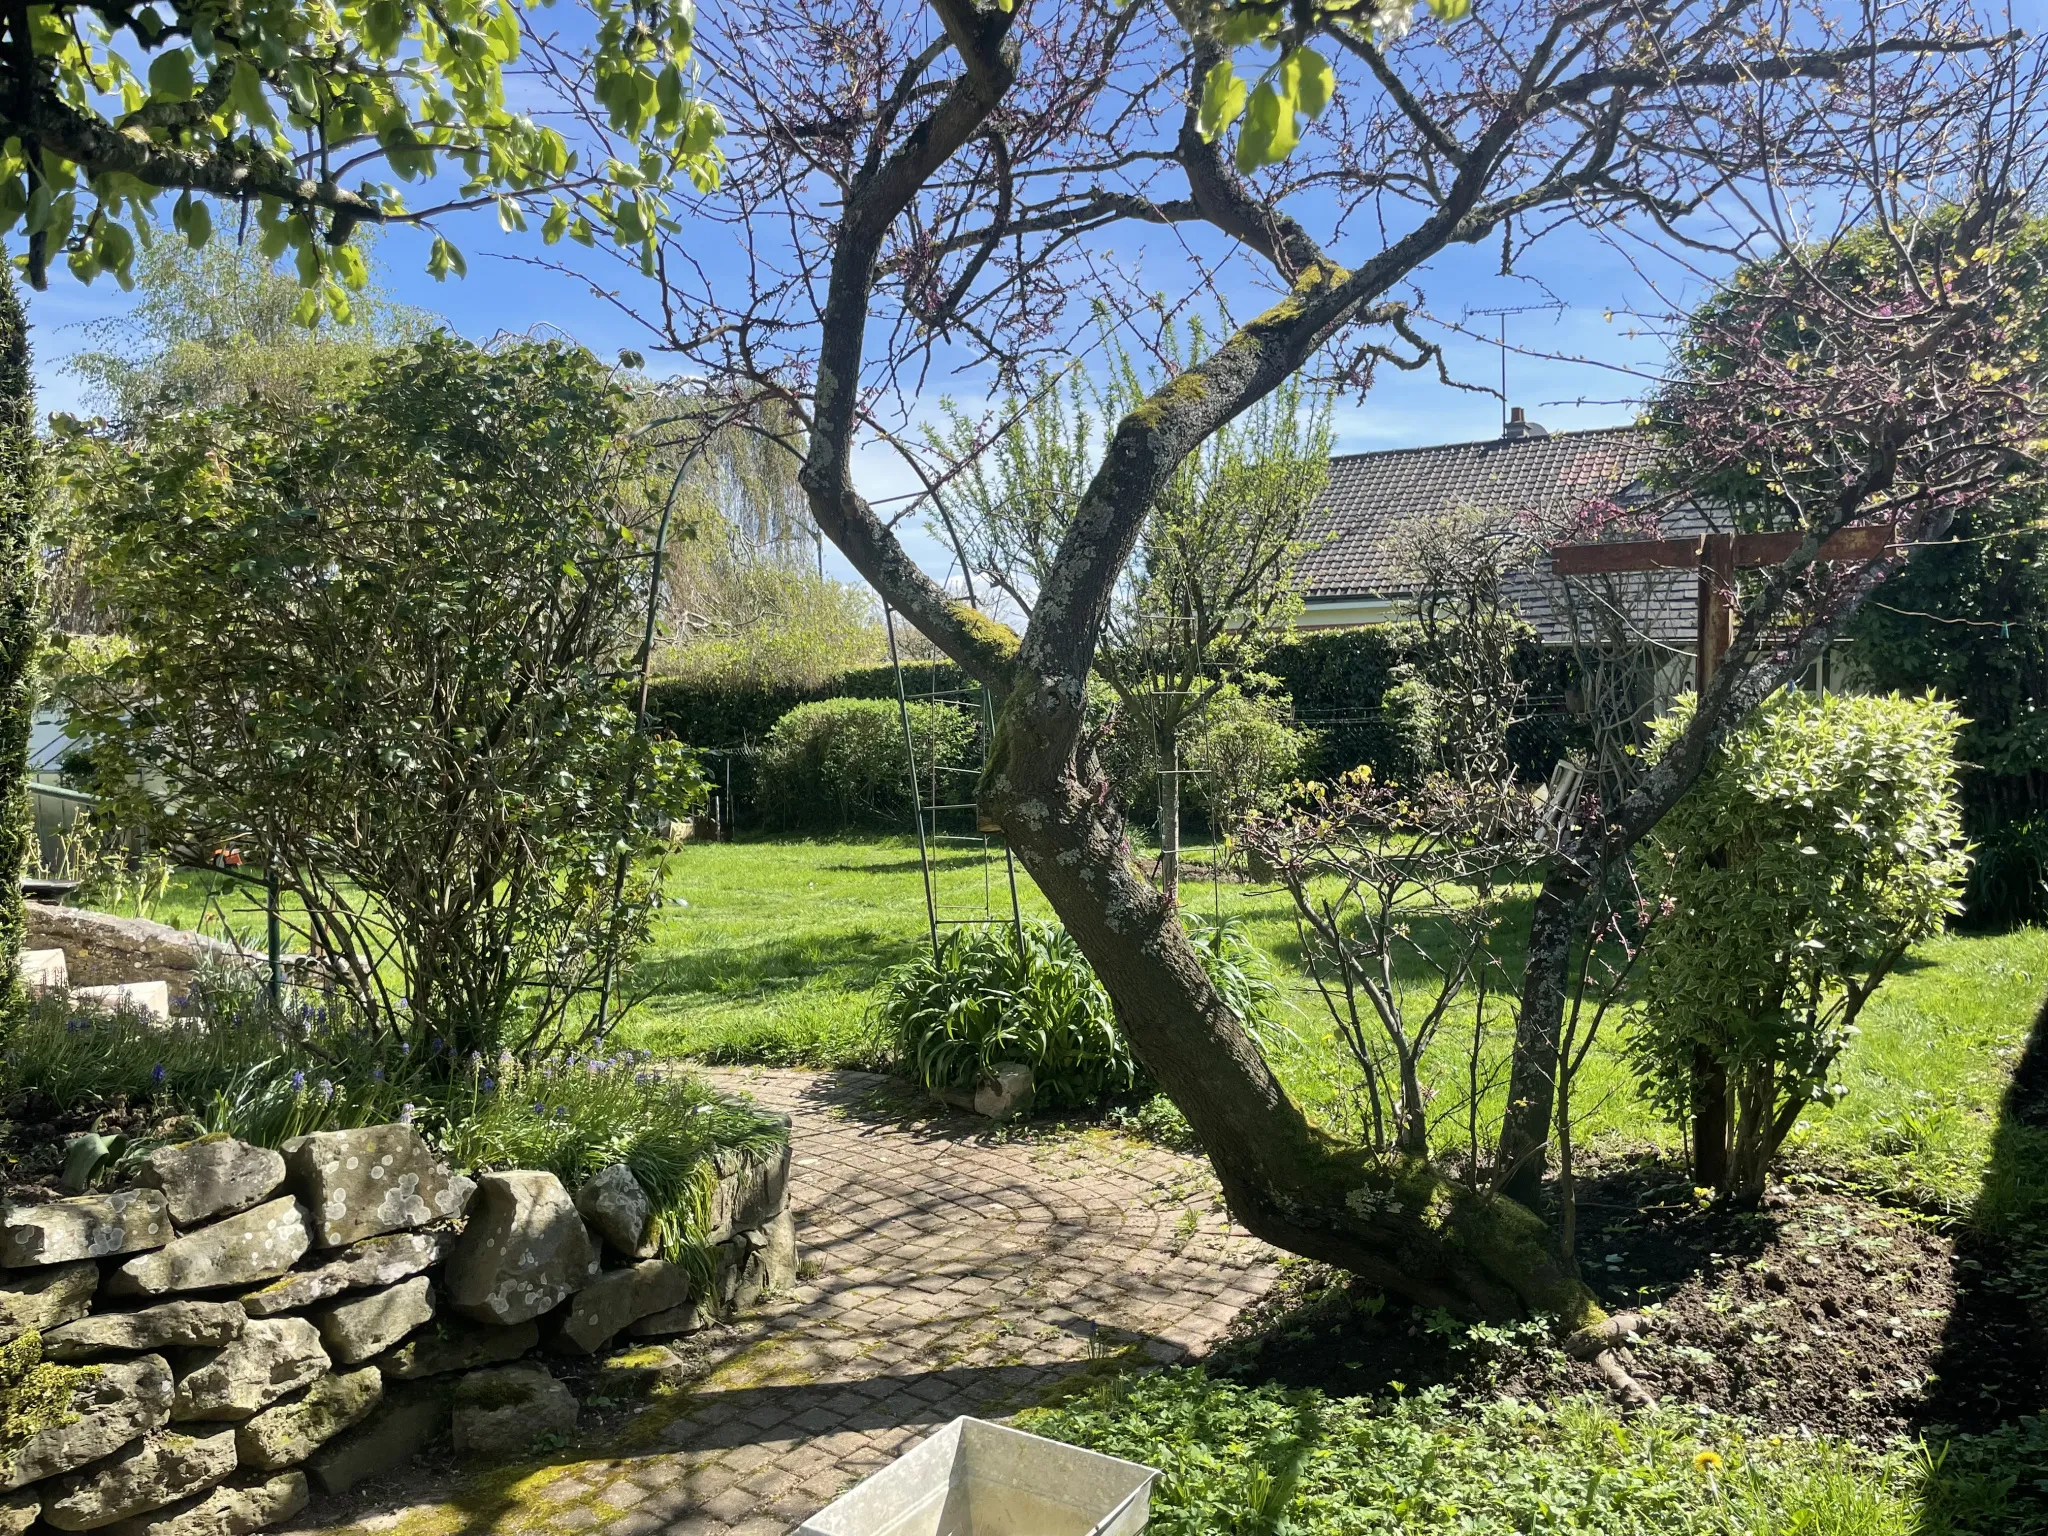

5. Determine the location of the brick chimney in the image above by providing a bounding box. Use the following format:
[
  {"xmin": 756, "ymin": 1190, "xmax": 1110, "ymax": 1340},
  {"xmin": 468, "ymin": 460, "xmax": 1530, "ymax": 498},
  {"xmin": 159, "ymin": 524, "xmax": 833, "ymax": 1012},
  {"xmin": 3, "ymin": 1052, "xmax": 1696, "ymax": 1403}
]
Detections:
[{"xmin": 1501, "ymin": 406, "xmax": 1549, "ymax": 441}]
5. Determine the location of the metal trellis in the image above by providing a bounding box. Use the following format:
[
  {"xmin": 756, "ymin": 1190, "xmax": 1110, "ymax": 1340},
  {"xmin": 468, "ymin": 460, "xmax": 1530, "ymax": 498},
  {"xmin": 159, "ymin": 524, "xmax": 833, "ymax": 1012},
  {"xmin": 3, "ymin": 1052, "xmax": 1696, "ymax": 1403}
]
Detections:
[{"xmin": 885, "ymin": 606, "xmax": 1024, "ymax": 963}]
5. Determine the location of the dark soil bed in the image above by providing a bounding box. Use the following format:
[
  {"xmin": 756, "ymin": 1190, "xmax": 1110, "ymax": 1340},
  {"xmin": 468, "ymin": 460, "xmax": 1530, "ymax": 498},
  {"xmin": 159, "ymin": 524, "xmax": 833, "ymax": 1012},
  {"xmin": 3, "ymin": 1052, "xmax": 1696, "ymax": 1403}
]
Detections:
[
  {"xmin": 1206, "ymin": 1156, "xmax": 2046, "ymax": 1448},
  {"xmin": 0, "ymin": 1090, "xmax": 189, "ymax": 1202}
]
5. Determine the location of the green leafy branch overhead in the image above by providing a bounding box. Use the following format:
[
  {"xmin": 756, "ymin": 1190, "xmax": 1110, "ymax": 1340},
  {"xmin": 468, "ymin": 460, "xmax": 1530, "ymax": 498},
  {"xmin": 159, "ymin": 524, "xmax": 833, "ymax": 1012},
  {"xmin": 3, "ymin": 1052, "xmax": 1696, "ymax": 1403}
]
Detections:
[
  {"xmin": 1195, "ymin": 0, "xmax": 1469, "ymax": 170},
  {"xmin": 0, "ymin": 0, "xmax": 724, "ymax": 316}
]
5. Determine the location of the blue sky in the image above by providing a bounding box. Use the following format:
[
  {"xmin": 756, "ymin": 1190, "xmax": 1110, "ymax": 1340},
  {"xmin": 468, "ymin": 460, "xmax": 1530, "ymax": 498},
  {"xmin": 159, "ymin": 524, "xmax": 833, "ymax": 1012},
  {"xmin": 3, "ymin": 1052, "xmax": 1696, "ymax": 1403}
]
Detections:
[
  {"xmin": 20, "ymin": 206, "xmax": 1694, "ymax": 586},
  {"xmin": 14, "ymin": 8, "xmax": 1724, "ymax": 588}
]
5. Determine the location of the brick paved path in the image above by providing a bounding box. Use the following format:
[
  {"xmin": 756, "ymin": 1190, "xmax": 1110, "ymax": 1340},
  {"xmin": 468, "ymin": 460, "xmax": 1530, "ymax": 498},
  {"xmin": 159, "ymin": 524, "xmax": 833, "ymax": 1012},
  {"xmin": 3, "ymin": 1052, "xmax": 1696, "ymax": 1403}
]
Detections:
[{"xmin": 305, "ymin": 1068, "xmax": 1278, "ymax": 1536}]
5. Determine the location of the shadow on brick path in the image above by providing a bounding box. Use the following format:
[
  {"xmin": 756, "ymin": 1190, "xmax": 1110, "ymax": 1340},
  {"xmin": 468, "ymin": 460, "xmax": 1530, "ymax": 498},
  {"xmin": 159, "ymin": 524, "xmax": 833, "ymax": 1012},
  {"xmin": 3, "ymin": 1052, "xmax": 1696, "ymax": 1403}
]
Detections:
[{"xmin": 289, "ymin": 1068, "xmax": 1277, "ymax": 1536}]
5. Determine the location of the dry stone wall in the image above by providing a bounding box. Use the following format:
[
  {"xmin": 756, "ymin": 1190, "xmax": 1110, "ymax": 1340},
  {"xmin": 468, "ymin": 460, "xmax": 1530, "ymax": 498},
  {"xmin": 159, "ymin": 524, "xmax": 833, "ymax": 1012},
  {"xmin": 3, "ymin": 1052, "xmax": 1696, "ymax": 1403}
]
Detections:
[{"xmin": 1, "ymin": 1124, "xmax": 796, "ymax": 1534}]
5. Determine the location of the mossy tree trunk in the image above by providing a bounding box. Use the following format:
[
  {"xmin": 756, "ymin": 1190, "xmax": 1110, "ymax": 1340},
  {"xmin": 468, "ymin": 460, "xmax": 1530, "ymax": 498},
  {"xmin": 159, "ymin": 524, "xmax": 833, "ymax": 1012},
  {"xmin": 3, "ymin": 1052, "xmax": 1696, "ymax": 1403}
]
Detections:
[
  {"xmin": 745, "ymin": 0, "xmax": 1996, "ymax": 1321},
  {"xmin": 0, "ymin": 268, "xmax": 39, "ymax": 1052}
]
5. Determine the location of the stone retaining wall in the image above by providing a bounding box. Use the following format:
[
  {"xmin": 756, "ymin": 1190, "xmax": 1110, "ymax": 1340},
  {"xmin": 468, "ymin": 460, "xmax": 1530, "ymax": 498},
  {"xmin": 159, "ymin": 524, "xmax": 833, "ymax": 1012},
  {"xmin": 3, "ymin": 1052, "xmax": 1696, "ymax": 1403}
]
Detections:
[{"xmin": 1, "ymin": 1124, "xmax": 796, "ymax": 1535}]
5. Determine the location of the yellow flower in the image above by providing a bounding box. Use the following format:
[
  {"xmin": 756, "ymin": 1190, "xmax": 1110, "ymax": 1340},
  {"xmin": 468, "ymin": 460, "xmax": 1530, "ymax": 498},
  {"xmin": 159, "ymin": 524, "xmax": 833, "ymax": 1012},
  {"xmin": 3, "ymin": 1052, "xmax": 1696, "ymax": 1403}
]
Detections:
[{"xmin": 1693, "ymin": 1450, "xmax": 1725, "ymax": 1474}]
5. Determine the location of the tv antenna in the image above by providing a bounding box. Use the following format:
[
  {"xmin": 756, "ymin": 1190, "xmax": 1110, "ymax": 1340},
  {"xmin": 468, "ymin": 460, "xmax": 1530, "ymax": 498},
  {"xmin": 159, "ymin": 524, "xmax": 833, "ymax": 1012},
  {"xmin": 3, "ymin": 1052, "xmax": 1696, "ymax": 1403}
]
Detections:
[{"xmin": 1462, "ymin": 302, "xmax": 1568, "ymax": 429}]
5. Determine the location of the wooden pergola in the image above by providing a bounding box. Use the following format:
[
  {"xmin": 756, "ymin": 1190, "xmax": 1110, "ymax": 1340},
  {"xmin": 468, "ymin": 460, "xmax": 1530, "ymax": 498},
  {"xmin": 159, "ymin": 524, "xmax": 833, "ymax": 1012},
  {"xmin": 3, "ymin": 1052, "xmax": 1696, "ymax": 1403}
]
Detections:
[{"xmin": 1546, "ymin": 521, "xmax": 1894, "ymax": 1186}]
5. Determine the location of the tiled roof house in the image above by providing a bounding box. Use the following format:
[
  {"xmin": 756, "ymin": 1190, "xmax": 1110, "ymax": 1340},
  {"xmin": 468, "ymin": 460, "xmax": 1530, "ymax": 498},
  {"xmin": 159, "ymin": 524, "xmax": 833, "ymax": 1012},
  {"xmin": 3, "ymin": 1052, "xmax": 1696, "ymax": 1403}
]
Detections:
[{"xmin": 1297, "ymin": 410, "xmax": 1706, "ymax": 652}]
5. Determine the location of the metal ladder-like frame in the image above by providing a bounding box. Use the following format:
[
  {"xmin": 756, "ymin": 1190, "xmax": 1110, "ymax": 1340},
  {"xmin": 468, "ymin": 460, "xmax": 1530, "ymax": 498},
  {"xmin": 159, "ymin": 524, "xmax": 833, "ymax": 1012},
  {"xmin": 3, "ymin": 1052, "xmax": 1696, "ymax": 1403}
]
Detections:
[{"xmin": 884, "ymin": 606, "xmax": 1024, "ymax": 963}]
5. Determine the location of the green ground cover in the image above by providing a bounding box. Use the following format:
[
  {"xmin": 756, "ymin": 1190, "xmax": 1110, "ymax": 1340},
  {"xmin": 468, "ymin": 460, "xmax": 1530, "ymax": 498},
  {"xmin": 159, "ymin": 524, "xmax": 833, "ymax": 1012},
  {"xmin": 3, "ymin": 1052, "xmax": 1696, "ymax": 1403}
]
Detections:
[
  {"xmin": 619, "ymin": 834, "xmax": 2048, "ymax": 1214},
  {"xmin": 1025, "ymin": 1369, "xmax": 2044, "ymax": 1536}
]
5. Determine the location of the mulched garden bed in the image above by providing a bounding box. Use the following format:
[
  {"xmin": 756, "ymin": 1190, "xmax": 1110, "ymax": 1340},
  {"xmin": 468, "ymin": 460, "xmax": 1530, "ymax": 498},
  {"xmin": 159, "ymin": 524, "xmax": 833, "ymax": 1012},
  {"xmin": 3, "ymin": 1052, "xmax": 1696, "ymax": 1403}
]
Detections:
[{"xmin": 1206, "ymin": 1157, "xmax": 2046, "ymax": 1448}]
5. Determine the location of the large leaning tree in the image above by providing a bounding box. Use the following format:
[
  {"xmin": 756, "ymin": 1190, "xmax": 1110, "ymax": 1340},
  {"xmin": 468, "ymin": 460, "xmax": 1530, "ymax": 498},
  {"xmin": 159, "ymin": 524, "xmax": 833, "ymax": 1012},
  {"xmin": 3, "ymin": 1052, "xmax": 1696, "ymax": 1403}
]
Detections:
[{"xmin": 559, "ymin": 0, "xmax": 2044, "ymax": 1322}]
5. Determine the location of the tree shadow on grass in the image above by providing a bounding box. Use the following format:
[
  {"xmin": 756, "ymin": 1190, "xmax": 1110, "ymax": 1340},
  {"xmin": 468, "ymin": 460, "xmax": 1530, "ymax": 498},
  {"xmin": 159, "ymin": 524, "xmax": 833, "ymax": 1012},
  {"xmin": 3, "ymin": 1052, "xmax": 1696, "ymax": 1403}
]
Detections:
[
  {"xmin": 1910, "ymin": 984, "xmax": 2048, "ymax": 1532},
  {"xmin": 623, "ymin": 926, "xmax": 924, "ymax": 1005}
]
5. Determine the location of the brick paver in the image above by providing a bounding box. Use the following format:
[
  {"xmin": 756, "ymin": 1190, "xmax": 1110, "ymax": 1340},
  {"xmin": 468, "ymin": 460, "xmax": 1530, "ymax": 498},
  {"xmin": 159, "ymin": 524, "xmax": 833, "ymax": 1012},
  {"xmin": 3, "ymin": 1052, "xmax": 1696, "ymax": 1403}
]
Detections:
[{"xmin": 295, "ymin": 1068, "xmax": 1277, "ymax": 1536}]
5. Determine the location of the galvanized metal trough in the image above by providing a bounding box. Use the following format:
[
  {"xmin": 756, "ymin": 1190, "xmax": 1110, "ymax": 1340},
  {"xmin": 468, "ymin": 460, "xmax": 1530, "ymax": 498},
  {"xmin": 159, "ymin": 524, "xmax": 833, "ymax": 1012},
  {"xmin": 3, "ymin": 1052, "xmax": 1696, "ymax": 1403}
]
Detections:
[{"xmin": 796, "ymin": 1416, "xmax": 1158, "ymax": 1536}]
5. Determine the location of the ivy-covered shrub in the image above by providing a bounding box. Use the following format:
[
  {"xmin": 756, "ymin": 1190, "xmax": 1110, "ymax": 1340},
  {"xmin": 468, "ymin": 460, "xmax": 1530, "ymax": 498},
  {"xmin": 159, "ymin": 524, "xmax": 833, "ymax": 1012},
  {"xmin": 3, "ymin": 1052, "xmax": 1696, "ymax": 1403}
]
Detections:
[
  {"xmin": 1630, "ymin": 689, "xmax": 1969, "ymax": 1201},
  {"xmin": 1851, "ymin": 484, "xmax": 2048, "ymax": 928},
  {"xmin": 878, "ymin": 915, "xmax": 1281, "ymax": 1113},
  {"xmin": 1263, "ymin": 623, "xmax": 1580, "ymax": 789},
  {"xmin": 756, "ymin": 697, "xmax": 975, "ymax": 831}
]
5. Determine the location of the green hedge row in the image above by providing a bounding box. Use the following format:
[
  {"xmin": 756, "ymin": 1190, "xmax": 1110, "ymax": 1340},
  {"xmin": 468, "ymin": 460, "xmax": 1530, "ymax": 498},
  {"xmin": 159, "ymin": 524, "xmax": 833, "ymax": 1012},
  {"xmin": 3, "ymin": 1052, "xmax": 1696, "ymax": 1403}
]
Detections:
[
  {"xmin": 651, "ymin": 630, "xmax": 1581, "ymax": 828},
  {"xmin": 1264, "ymin": 625, "xmax": 1580, "ymax": 787},
  {"xmin": 644, "ymin": 660, "xmax": 970, "ymax": 826}
]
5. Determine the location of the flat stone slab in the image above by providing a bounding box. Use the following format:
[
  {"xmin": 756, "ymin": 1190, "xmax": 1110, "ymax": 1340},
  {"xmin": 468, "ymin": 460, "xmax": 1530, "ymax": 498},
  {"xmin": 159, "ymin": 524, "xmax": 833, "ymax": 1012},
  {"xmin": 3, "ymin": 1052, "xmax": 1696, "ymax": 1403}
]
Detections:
[
  {"xmin": 443, "ymin": 1171, "xmax": 599, "ymax": 1326},
  {"xmin": 40, "ymin": 1427, "xmax": 239, "ymax": 1531},
  {"xmin": 173, "ymin": 1319, "xmax": 330, "ymax": 1423},
  {"xmin": 2, "ymin": 1190, "xmax": 170, "ymax": 1268},
  {"xmin": 103, "ymin": 1473, "xmax": 308, "ymax": 1536},
  {"xmin": 24, "ymin": 904, "xmax": 254, "ymax": 992},
  {"xmin": 552, "ymin": 1260, "xmax": 692, "ymax": 1354},
  {"xmin": 113, "ymin": 1200, "xmax": 314, "ymax": 1298},
  {"xmin": 239, "ymin": 1230, "xmax": 453, "ymax": 1320},
  {"xmin": 20, "ymin": 947, "xmax": 67, "ymax": 991},
  {"xmin": 236, "ymin": 1368, "xmax": 382, "ymax": 1473},
  {"xmin": 44, "ymin": 1301, "xmax": 246, "ymax": 1360},
  {"xmin": 136, "ymin": 1141, "xmax": 286, "ymax": 1228},
  {"xmin": 376, "ymin": 1318, "xmax": 538, "ymax": 1380},
  {"xmin": 280, "ymin": 1128, "xmax": 467, "ymax": 1249},
  {"xmin": 309, "ymin": 1278, "xmax": 432, "ymax": 1366},
  {"xmin": 3, "ymin": 1354, "xmax": 174, "ymax": 1491},
  {"xmin": 0, "ymin": 1260, "xmax": 98, "ymax": 1344}
]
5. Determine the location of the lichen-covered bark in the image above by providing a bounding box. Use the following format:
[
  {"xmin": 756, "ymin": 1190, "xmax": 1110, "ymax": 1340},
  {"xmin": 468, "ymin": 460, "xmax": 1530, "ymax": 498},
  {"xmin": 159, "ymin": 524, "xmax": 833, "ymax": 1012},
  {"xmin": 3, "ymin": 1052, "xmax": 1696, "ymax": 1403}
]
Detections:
[{"xmin": 982, "ymin": 668, "xmax": 1599, "ymax": 1323}]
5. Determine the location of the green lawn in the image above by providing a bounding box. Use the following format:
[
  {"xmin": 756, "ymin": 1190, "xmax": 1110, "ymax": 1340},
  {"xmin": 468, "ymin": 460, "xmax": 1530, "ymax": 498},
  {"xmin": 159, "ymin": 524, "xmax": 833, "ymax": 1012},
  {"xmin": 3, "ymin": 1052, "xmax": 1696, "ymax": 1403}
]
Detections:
[
  {"xmin": 74, "ymin": 866, "xmax": 312, "ymax": 950},
  {"xmin": 618, "ymin": 833, "xmax": 2048, "ymax": 1216}
]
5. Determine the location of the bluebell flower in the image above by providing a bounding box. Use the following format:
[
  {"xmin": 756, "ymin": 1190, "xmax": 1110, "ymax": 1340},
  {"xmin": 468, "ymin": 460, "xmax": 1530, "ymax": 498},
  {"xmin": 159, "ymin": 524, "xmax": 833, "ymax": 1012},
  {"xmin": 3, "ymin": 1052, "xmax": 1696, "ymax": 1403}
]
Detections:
[
  {"xmin": 151, "ymin": 1063, "xmax": 166, "ymax": 1088},
  {"xmin": 480, "ymin": 1076, "xmax": 496, "ymax": 1093},
  {"xmin": 531, "ymin": 1103, "xmax": 546, "ymax": 1117},
  {"xmin": 399, "ymin": 1041, "xmax": 411, "ymax": 1056},
  {"xmin": 372, "ymin": 1067, "xmax": 385, "ymax": 1082},
  {"xmin": 318, "ymin": 1079, "xmax": 334, "ymax": 1102},
  {"xmin": 398, "ymin": 1103, "xmax": 415, "ymax": 1126},
  {"xmin": 555, "ymin": 1106, "xmax": 570, "ymax": 1121}
]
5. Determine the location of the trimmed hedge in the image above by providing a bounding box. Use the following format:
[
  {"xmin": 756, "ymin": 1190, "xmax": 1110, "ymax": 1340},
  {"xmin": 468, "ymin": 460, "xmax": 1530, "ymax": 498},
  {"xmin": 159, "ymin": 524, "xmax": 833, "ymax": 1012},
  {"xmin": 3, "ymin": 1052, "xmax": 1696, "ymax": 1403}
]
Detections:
[
  {"xmin": 649, "ymin": 630, "xmax": 1583, "ymax": 828},
  {"xmin": 757, "ymin": 697, "xmax": 976, "ymax": 831},
  {"xmin": 1265, "ymin": 626, "xmax": 1581, "ymax": 788},
  {"xmin": 644, "ymin": 660, "xmax": 968, "ymax": 827}
]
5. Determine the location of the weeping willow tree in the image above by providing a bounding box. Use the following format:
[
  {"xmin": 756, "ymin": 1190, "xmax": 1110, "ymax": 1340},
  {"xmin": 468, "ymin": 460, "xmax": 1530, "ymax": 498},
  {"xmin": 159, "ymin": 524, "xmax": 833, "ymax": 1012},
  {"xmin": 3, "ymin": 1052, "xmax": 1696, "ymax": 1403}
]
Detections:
[
  {"xmin": 0, "ymin": 268, "xmax": 40, "ymax": 1049},
  {"xmin": 648, "ymin": 396, "xmax": 886, "ymax": 687}
]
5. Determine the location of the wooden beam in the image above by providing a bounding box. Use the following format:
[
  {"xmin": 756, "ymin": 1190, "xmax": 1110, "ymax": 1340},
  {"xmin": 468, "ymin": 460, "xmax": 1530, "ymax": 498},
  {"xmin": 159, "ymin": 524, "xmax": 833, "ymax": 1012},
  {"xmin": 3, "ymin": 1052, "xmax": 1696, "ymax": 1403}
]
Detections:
[
  {"xmin": 1550, "ymin": 535, "xmax": 1702, "ymax": 575},
  {"xmin": 1729, "ymin": 524, "xmax": 1893, "ymax": 568}
]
